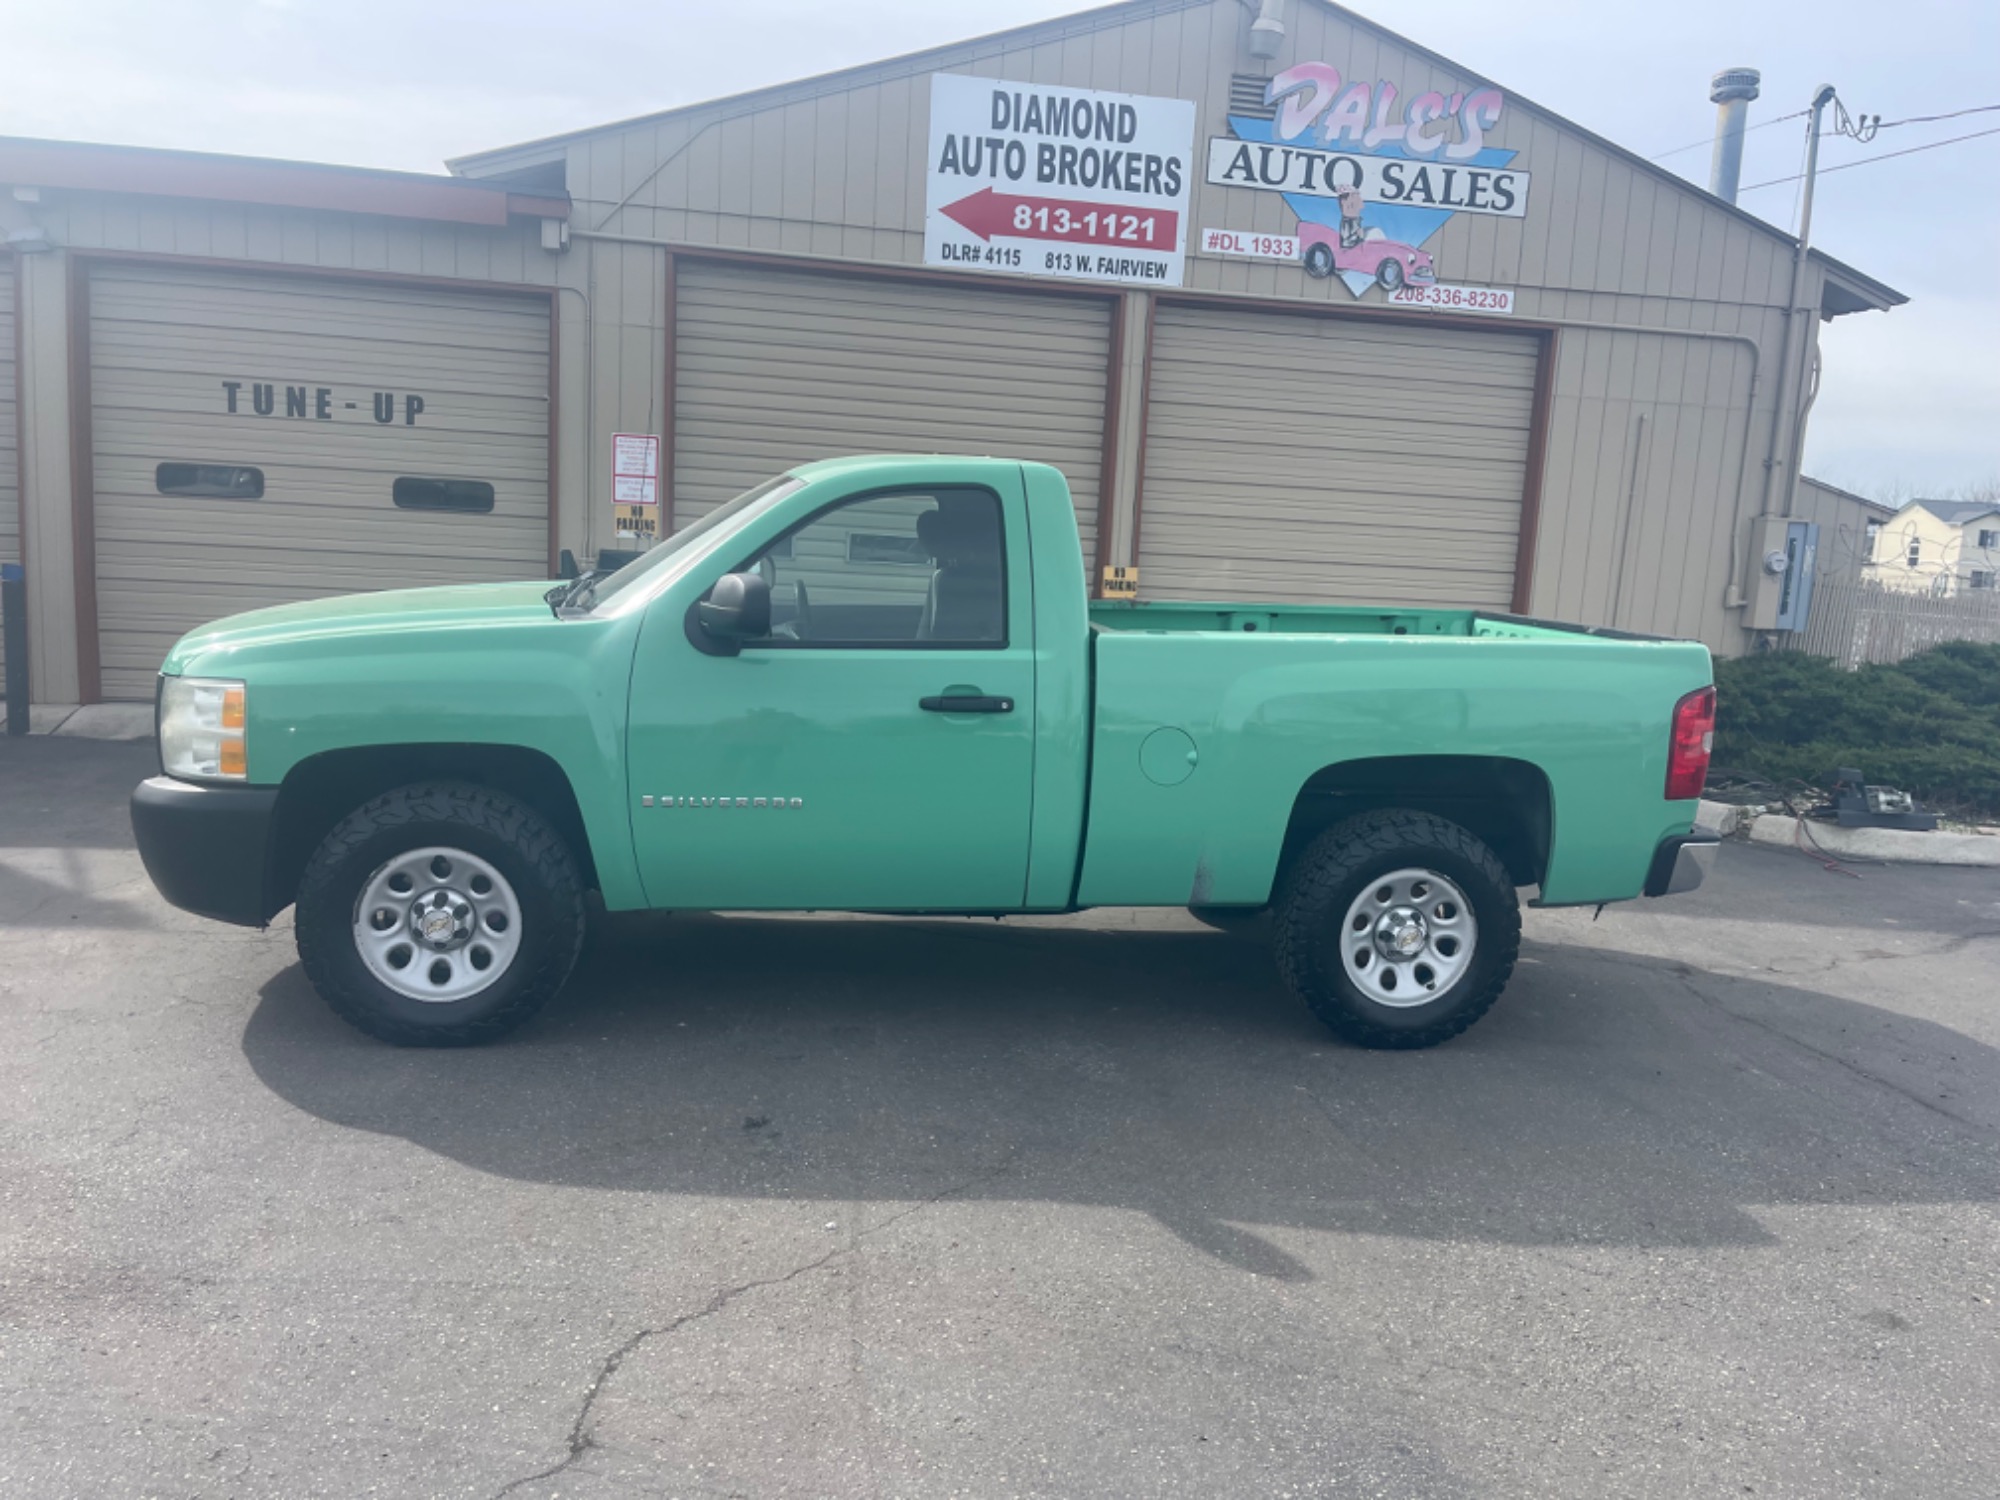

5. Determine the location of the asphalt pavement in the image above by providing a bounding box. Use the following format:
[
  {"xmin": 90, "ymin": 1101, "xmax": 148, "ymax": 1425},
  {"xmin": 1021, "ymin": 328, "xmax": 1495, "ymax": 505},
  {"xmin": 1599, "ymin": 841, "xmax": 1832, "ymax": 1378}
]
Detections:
[{"xmin": 2, "ymin": 735, "xmax": 1997, "ymax": 1499}]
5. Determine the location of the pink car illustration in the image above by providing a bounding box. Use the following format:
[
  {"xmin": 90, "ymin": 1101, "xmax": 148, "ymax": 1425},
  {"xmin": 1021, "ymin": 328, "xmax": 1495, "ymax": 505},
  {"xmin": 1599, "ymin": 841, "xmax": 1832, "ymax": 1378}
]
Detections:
[{"xmin": 1298, "ymin": 222, "xmax": 1437, "ymax": 291}]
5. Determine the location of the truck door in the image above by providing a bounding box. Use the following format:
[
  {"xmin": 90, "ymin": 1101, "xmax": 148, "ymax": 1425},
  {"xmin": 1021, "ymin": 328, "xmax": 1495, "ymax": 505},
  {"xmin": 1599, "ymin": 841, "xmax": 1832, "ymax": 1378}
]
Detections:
[{"xmin": 625, "ymin": 475, "xmax": 1036, "ymax": 910}]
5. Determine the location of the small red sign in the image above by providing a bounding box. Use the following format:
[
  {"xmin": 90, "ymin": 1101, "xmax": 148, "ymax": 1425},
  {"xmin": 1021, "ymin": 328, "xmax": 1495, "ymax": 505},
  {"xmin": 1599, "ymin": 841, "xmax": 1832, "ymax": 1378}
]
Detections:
[{"xmin": 940, "ymin": 187, "xmax": 1179, "ymax": 251}]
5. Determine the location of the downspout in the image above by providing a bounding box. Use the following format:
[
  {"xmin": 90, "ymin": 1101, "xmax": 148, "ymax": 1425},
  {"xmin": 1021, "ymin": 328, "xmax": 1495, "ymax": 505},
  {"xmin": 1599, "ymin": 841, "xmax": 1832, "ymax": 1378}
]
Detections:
[
  {"xmin": 554, "ymin": 281, "xmax": 595, "ymax": 562},
  {"xmin": 1784, "ymin": 342, "xmax": 1822, "ymax": 517}
]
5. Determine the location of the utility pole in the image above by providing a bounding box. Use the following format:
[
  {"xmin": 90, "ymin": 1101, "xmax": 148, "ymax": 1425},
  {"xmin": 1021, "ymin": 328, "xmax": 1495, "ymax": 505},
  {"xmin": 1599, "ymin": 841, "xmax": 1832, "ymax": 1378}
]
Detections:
[{"xmin": 1757, "ymin": 84, "xmax": 1836, "ymax": 527}]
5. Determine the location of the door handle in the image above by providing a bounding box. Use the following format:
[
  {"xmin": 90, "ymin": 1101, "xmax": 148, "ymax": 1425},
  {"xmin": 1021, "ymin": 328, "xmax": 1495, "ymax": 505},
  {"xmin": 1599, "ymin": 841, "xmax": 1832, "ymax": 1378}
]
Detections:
[{"xmin": 919, "ymin": 694, "xmax": 1014, "ymax": 714}]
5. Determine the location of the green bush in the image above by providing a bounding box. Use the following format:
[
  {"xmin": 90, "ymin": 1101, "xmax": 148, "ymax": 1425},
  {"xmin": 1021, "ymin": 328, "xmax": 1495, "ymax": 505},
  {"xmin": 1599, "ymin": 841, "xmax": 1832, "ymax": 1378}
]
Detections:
[{"xmin": 1711, "ymin": 641, "xmax": 2000, "ymax": 817}]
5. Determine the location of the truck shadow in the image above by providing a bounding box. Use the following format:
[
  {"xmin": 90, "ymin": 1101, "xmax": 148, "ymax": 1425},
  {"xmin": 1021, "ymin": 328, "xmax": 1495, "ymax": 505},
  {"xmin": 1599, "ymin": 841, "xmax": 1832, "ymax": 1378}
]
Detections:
[{"xmin": 240, "ymin": 913, "xmax": 2000, "ymax": 1281}]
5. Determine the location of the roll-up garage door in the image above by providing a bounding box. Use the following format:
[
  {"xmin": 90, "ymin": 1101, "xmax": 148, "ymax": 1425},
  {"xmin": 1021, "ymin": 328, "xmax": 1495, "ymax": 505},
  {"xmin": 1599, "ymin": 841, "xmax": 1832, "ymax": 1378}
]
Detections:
[
  {"xmin": 88, "ymin": 264, "xmax": 550, "ymax": 699},
  {"xmin": 0, "ymin": 259, "xmax": 17, "ymax": 687},
  {"xmin": 673, "ymin": 262, "xmax": 1112, "ymax": 564},
  {"xmin": 1137, "ymin": 305, "xmax": 1541, "ymax": 608}
]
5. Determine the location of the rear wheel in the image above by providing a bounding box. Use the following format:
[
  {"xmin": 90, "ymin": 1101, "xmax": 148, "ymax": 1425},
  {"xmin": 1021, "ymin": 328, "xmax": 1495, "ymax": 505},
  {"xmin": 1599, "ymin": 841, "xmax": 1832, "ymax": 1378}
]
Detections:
[
  {"xmin": 295, "ymin": 783, "xmax": 585, "ymax": 1046},
  {"xmin": 1273, "ymin": 809, "xmax": 1519, "ymax": 1049},
  {"xmin": 1303, "ymin": 242, "xmax": 1335, "ymax": 279}
]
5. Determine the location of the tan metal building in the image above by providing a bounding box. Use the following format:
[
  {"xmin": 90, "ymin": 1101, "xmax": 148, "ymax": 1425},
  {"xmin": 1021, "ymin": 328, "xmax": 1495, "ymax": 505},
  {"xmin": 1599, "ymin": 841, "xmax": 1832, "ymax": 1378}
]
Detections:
[
  {"xmin": 0, "ymin": 0, "xmax": 1901, "ymax": 705},
  {"xmin": 1792, "ymin": 476, "xmax": 1894, "ymax": 584}
]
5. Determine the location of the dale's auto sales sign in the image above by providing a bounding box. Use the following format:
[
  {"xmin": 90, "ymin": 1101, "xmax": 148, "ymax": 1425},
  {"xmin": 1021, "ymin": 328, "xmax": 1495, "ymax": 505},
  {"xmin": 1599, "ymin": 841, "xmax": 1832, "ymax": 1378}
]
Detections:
[{"xmin": 924, "ymin": 74, "xmax": 1196, "ymax": 286}]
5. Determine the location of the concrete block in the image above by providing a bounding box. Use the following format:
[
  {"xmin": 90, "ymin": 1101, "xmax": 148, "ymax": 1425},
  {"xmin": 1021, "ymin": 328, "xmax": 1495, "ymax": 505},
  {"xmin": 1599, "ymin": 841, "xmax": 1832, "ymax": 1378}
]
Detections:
[
  {"xmin": 1748, "ymin": 813, "xmax": 2000, "ymax": 867},
  {"xmin": 1696, "ymin": 799, "xmax": 1745, "ymax": 837}
]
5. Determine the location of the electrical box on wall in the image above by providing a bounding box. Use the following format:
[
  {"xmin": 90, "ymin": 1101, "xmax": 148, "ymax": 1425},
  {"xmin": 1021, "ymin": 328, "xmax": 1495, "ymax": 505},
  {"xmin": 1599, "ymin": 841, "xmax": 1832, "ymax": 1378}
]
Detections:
[
  {"xmin": 1774, "ymin": 520, "xmax": 1818, "ymax": 632},
  {"xmin": 1746, "ymin": 516, "xmax": 1819, "ymax": 633}
]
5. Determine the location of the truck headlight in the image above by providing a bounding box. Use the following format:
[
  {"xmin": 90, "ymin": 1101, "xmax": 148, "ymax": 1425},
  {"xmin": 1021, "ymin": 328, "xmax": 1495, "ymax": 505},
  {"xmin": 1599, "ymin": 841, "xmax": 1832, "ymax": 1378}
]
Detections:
[{"xmin": 159, "ymin": 676, "xmax": 248, "ymax": 781}]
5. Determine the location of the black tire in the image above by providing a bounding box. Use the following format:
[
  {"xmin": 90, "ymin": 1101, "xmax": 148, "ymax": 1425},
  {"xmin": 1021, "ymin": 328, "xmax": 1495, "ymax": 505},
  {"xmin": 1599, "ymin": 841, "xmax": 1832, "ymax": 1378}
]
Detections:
[
  {"xmin": 295, "ymin": 783, "xmax": 585, "ymax": 1047},
  {"xmin": 1273, "ymin": 809, "xmax": 1519, "ymax": 1049},
  {"xmin": 1377, "ymin": 259, "xmax": 1405, "ymax": 292},
  {"xmin": 1303, "ymin": 242, "xmax": 1335, "ymax": 279}
]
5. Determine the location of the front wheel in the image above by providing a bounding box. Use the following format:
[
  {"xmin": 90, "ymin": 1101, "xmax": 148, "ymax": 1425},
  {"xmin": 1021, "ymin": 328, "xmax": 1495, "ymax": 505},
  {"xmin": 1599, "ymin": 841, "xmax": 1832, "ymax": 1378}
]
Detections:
[
  {"xmin": 1377, "ymin": 259, "xmax": 1405, "ymax": 292},
  {"xmin": 1273, "ymin": 809, "xmax": 1519, "ymax": 1049},
  {"xmin": 295, "ymin": 783, "xmax": 585, "ymax": 1046}
]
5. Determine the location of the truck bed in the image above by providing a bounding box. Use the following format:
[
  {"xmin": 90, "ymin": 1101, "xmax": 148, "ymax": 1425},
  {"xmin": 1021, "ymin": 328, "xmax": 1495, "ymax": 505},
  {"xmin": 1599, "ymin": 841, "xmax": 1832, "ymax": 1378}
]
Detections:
[
  {"xmin": 1086, "ymin": 600, "xmax": 1665, "ymax": 644},
  {"xmin": 1075, "ymin": 599, "xmax": 1707, "ymax": 911}
]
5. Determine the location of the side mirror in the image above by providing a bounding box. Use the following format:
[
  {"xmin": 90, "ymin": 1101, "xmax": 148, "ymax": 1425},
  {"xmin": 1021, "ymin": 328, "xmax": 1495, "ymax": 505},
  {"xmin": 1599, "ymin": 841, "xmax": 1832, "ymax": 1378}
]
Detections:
[{"xmin": 687, "ymin": 571, "xmax": 772, "ymax": 655}]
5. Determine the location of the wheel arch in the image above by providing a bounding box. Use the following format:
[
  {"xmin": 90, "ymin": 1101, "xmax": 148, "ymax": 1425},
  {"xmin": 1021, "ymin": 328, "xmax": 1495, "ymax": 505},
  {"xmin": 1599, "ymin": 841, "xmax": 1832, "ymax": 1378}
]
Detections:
[
  {"xmin": 1279, "ymin": 755, "xmax": 1554, "ymax": 893},
  {"xmin": 266, "ymin": 744, "xmax": 600, "ymax": 921}
]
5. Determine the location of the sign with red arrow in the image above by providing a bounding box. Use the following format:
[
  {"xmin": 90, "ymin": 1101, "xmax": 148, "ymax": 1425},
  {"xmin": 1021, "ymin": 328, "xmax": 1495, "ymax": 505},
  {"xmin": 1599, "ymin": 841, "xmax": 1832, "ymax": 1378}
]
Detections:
[
  {"xmin": 941, "ymin": 188, "xmax": 1179, "ymax": 252},
  {"xmin": 924, "ymin": 74, "xmax": 1194, "ymax": 287}
]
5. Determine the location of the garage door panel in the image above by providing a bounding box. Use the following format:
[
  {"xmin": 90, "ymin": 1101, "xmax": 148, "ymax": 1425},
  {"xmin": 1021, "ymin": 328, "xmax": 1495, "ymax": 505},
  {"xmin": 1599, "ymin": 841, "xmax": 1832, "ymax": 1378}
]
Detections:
[
  {"xmin": 92, "ymin": 503, "xmax": 548, "ymax": 560},
  {"xmin": 95, "ymin": 272, "xmax": 550, "ymax": 344},
  {"xmin": 1155, "ymin": 394, "xmax": 1535, "ymax": 435},
  {"xmin": 1152, "ymin": 381, "xmax": 1534, "ymax": 429},
  {"xmin": 674, "ymin": 263, "xmax": 1110, "ymax": 564},
  {"xmin": 1143, "ymin": 441, "xmax": 1533, "ymax": 491},
  {"xmin": 93, "ymin": 421, "xmax": 553, "ymax": 475},
  {"xmin": 1137, "ymin": 305, "xmax": 1539, "ymax": 609},
  {"xmin": 1140, "ymin": 559, "xmax": 1518, "ymax": 608},
  {"xmin": 1139, "ymin": 500, "xmax": 1528, "ymax": 542},
  {"xmin": 90, "ymin": 325, "xmax": 553, "ymax": 385},
  {"xmin": 90, "ymin": 266, "xmax": 550, "ymax": 699},
  {"xmin": 1139, "ymin": 510, "xmax": 1525, "ymax": 557},
  {"xmin": 92, "ymin": 367, "xmax": 551, "ymax": 422}
]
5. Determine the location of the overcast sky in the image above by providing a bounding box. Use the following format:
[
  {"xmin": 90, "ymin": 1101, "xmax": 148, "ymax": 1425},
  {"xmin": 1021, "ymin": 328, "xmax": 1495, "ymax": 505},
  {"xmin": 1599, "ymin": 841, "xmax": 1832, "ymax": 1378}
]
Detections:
[{"xmin": 4, "ymin": 0, "xmax": 1994, "ymax": 497}]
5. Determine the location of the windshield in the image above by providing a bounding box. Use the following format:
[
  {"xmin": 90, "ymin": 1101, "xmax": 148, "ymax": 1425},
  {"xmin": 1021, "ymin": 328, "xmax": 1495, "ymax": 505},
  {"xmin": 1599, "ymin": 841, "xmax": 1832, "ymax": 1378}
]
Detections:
[{"xmin": 579, "ymin": 474, "xmax": 806, "ymax": 609}]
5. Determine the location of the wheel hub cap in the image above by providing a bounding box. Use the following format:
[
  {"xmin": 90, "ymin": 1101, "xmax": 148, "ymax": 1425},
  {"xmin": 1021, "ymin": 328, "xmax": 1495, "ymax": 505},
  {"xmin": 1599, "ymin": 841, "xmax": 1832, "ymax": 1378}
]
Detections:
[
  {"xmin": 1338, "ymin": 868, "xmax": 1478, "ymax": 1009},
  {"xmin": 353, "ymin": 846, "xmax": 523, "ymax": 1004},
  {"xmin": 411, "ymin": 888, "xmax": 473, "ymax": 948},
  {"xmin": 1375, "ymin": 906, "xmax": 1429, "ymax": 959}
]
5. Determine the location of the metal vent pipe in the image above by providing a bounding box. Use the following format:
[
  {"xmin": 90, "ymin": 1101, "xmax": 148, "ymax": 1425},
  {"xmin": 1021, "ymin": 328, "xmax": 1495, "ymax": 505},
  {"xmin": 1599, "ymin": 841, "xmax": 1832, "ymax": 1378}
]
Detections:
[
  {"xmin": 1709, "ymin": 67, "xmax": 1761, "ymax": 203},
  {"xmin": 1248, "ymin": 0, "xmax": 1286, "ymax": 60}
]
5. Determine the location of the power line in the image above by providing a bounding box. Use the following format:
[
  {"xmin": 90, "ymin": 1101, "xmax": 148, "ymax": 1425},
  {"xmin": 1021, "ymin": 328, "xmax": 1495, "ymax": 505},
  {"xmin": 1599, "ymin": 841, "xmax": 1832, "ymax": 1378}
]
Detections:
[
  {"xmin": 1647, "ymin": 101, "xmax": 2000, "ymax": 169},
  {"xmin": 1739, "ymin": 122, "xmax": 2000, "ymax": 191},
  {"xmin": 1647, "ymin": 108, "xmax": 1807, "ymax": 162},
  {"xmin": 1872, "ymin": 101, "xmax": 2000, "ymax": 130}
]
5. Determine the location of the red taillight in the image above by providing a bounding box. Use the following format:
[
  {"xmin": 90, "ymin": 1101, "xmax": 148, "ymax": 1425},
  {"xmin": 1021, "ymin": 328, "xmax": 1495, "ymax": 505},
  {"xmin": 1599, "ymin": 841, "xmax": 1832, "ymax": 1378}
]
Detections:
[{"xmin": 1666, "ymin": 685, "xmax": 1716, "ymax": 800}]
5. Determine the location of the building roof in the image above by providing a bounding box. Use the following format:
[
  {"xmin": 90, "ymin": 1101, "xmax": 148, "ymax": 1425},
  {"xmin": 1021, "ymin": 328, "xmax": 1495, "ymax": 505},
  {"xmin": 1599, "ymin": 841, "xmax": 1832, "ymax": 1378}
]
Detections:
[
  {"xmin": 1799, "ymin": 477, "xmax": 1897, "ymax": 516},
  {"xmin": 446, "ymin": 0, "xmax": 1902, "ymax": 314},
  {"xmin": 1912, "ymin": 498, "xmax": 2000, "ymax": 526},
  {"xmin": 0, "ymin": 136, "xmax": 569, "ymax": 227}
]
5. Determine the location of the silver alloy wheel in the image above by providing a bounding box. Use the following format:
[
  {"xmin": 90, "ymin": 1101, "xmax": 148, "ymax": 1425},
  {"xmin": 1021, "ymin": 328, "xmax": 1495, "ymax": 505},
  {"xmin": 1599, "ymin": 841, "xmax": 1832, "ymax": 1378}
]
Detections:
[
  {"xmin": 352, "ymin": 845, "xmax": 523, "ymax": 1003},
  {"xmin": 1338, "ymin": 866, "xmax": 1477, "ymax": 1008}
]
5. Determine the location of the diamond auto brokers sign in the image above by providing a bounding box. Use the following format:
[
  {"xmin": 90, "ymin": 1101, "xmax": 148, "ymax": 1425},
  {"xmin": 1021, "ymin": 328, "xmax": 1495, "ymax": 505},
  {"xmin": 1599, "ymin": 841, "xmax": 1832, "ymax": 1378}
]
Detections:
[{"xmin": 924, "ymin": 74, "xmax": 1195, "ymax": 286}]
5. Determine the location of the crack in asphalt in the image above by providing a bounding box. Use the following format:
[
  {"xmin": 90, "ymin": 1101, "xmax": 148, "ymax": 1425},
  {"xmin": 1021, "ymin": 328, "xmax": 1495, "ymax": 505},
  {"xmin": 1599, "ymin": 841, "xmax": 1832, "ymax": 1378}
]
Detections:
[
  {"xmin": 1733, "ymin": 927, "xmax": 2000, "ymax": 981},
  {"xmin": 490, "ymin": 1168, "xmax": 1009, "ymax": 1499},
  {"xmin": 1666, "ymin": 964, "xmax": 1993, "ymax": 1137}
]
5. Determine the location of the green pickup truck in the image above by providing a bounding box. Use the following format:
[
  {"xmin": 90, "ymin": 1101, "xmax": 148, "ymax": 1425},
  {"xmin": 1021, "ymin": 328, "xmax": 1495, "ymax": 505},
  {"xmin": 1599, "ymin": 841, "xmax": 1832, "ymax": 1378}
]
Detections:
[{"xmin": 132, "ymin": 455, "xmax": 1718, "ymax": 1050}]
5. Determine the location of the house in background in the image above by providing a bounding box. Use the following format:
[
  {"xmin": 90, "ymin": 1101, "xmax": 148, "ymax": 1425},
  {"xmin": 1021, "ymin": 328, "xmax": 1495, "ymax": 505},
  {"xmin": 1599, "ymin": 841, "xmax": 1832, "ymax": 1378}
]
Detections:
[
  {"xmin": 1866, "ymin": 498, "xmax": 2000, "ymax": 595},
  {"xmin": 1792, "ymin": 477, "xmax": 1896, "ymax": 582}
]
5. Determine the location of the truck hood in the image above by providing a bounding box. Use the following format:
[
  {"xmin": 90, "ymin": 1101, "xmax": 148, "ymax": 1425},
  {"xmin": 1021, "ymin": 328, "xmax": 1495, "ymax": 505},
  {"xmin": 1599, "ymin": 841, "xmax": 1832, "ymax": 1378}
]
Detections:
[{"xmin": 160, "ymin": 580, "xmax": 563, "ymax": 675}]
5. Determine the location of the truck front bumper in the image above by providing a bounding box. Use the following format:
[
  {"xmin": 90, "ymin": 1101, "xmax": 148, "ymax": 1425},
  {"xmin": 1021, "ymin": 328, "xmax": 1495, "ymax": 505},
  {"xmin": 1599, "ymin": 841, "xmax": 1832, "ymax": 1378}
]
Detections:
[
  {"xmin": 1643, "ymin": 828, "xmax": 1721, "ymax": 897},
  {"xmin": 131, "ymin": 775, "xmax": 279, "ymax": 927}
]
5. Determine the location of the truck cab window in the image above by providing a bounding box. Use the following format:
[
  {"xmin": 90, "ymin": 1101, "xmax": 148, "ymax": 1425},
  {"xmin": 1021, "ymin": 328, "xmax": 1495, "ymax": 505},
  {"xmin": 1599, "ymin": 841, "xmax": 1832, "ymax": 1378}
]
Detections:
[{"xmin": 746, "ymin": 487, "xmax": 1005, "ymax": 647}]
